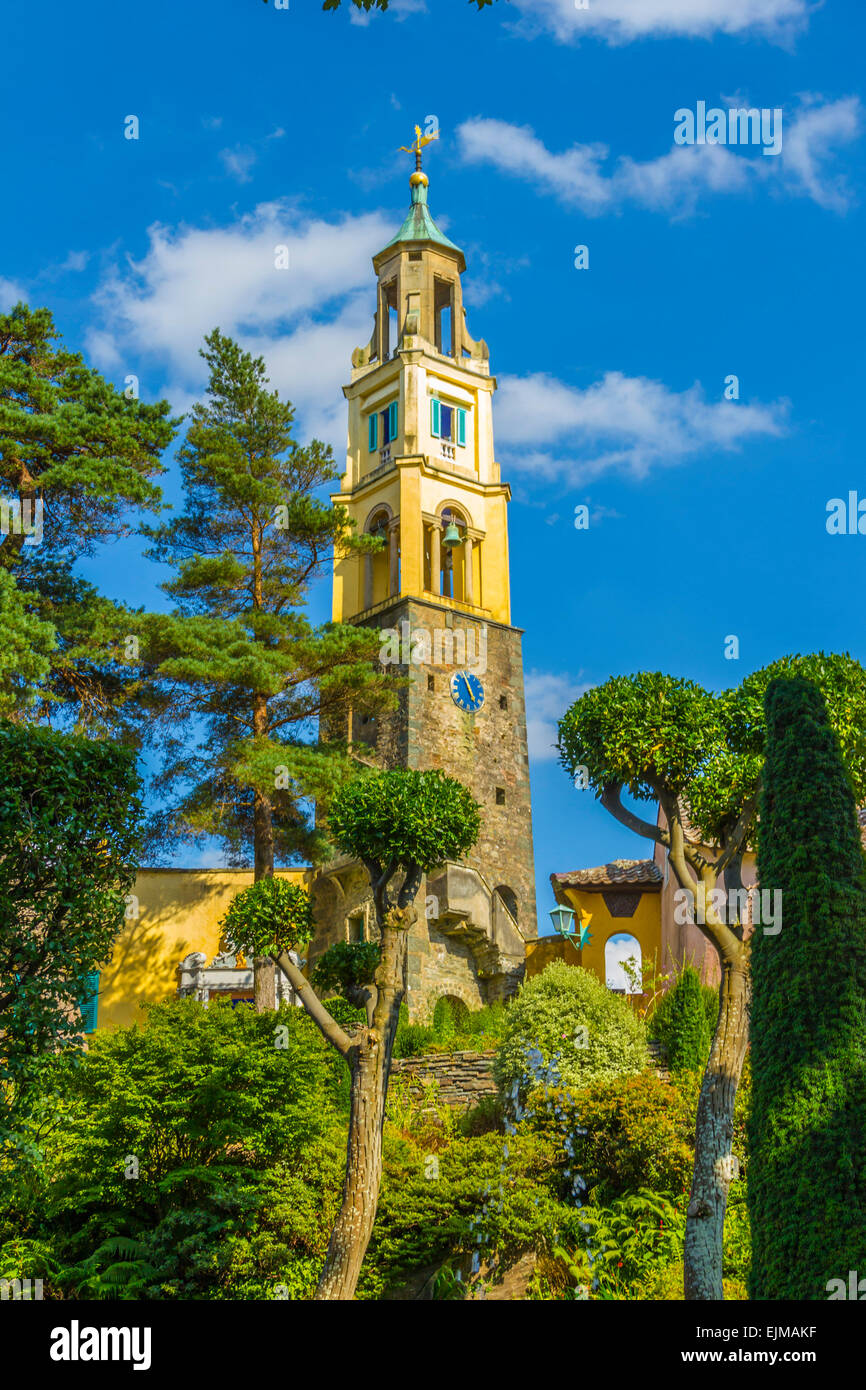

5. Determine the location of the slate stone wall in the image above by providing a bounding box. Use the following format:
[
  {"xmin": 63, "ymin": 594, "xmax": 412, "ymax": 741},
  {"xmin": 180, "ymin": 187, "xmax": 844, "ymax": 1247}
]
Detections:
[{"xmin": 389, "ymin": 1049, "xmax": 498, "ymax": 1110}]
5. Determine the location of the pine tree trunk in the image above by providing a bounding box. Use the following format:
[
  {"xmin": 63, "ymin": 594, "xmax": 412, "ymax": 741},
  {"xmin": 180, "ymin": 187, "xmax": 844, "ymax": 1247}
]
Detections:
[
  {"xmin": 252, "ymin": 691, "xmax": 276, "ymax": 1011},
  {"xmin": 683, "ymin": 947, "xmax": 751, "ymax": 1300}
]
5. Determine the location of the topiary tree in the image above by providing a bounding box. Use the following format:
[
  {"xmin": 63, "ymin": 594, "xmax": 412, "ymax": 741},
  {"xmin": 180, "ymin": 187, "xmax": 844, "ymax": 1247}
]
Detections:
[
  {"xmin": 219, "ymin": 877, "xmax": 314, "ymax": 963},
  {"xmin": 558, "ymin": 654, "xmax": 866, "ymax": 1300},
  {"xmin": 652, "ymin": 966, "xmax": 711, "ymax": 1074},
  {"xmin": 749, "ymin": 678, "xmax": 866, "ymax": 1299},
  {"xmin": 493, "ymin": 961, "xmax": 647, "ymax": 1105},
  {"xmin": 226, "ymin": 765, "xmax": 480, "ymax": 1299}
]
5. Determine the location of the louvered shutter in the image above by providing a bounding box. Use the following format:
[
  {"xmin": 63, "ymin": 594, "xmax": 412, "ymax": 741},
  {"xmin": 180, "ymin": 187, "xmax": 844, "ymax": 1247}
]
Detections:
[{"xmin": 79, "ymin": 971, "xmax": 100, "ymax": 1034}]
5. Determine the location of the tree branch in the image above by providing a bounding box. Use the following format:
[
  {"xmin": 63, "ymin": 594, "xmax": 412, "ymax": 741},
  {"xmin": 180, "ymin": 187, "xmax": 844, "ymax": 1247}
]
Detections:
[
  {"xmin": 273, "ymin": 949, "xmax": 352, "ymax": 1057},
  {"xmin": 715, "ymin": 779, "xmax": 762, "ymax": 873},
  {"xmin": 601, "ymin": 782, "xmax": 670, "ymax": 847}
]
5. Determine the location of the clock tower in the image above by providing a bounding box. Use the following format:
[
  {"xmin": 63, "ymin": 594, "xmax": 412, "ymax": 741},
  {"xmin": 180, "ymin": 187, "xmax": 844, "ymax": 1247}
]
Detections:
[{"xmin": 310, "ymin": 138, "xmax": 537, "ymax": 1019}]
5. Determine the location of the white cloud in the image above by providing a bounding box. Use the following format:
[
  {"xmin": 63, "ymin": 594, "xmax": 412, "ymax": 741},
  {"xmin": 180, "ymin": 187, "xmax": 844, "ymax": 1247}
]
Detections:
[
  {"xmin": 495, "ymin": 371, "xmax": 788, "ymax": 484},
  {"xmin": 219, "ymin": 145, "xmax": 258, "ymax": 183},
  {"xmin": 780, "ymin": 94, "xmax": 862, "ymax": 211},
  {"xmin": 60, "ymin": 250, "xmax": 90, "ymax": 273},
  {"xmin": 87, "ymin": 202, "xmax": 394, "ymax": 446},
  {"xmin": 0, "ymin": 277, "xmax": 26, "ymax": 307},
  {"xmin": 506, "ymin": 0, "xmax": 811, "ymax": 45},
  {"xmin": 525, "ymin": 669, "xmax": 592, "ymax": 762},
  {"xmin": 457, "ymin": 97, "xmax": 861, "ymax": 216}
]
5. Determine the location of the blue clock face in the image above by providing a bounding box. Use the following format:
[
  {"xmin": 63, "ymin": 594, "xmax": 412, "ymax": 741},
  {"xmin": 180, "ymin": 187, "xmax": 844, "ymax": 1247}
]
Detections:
[{"xmin": 450, "ymin": 670, "xmax": 485, "ymax": 712}]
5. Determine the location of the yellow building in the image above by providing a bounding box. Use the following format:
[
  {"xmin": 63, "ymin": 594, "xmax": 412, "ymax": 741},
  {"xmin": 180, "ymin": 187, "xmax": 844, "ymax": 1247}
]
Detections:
[
  {"xmin": 95, "ymin": 867, "xmax": 311, "ymax": 1031},
  {"xmin": 331, "ymin": 161, "xmax": 512, "ymax": 629},
  {"xmin": 537, "ymin": 859, "xmax": 663, "ymax": 993}
]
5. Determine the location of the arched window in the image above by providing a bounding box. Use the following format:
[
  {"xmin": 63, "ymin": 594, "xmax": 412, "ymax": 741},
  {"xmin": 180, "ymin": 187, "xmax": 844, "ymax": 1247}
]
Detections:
[
  {"xmin": 364, "ymin": 507, "xmax": 394, "ymax": 608},
  {"xmin": 605, "ymin": 933, "xmax": 642, "ymax": 995},
  {"xmin": 440, "ymin": 507, "xmax": 467, "ymax": 601}
]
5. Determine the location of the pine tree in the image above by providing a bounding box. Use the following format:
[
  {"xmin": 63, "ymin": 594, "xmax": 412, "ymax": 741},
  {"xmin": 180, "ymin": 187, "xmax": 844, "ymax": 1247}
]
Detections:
[
  {"xmin": 142, "ymin": 330, "xmax": 393, "ymax": 1007},
  {"xmin": 749, "ymin": 676, "xmax": 866, "ymax": 1299},
  {"xmin": 0, "ymin": 302, "xmax": 176, "ymax": 730}
]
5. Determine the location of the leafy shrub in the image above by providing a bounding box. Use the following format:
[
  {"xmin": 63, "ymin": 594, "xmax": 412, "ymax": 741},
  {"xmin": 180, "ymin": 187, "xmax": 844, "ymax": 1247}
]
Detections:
[
  {"xmin": 701, "ymin": 984, "xmax": 719, "ymax": 1038},
  {"xmin": 457, "ymin": 1096, "xmax": 502, "ymax": 1138},
  {"xmin": 392, "ymin": 999, "xmax": 506, "ymax": 1058},
  {"xmin": 432, "ymin": 996, "xmax": 469, "ymax": 1036},
  {"xmin": 554, "ymin": 1188, "xmax": 685, "ymax": 1300},
  {"xmin": 359, "ymin": 1129, "xmax": 580, "ymax": 1300},
  {"xmin": 392, "ymin": 1022, "xmax": 436, "ymax": 1058},
  {"xmin": 493, "ymin": 962, "xmax": 647, "ymax": 1105},
  {"xmin": 320, "ymin": 997, "xmax": 366, "ymax": 1029},
  {"xmin": 650, "ymin": 966, "xmax": 710, "ymax": 1072},
  {"xmin": 312, "ymin": 941, "xmax": 380, "ymax": 995},
  {"xmin": 0, "ymin": 998, "xmax": 351, "ymax": 1300},
  {"xmin": 531, "ymin": 1072, "xmax": 694, "ymax": 1203}
]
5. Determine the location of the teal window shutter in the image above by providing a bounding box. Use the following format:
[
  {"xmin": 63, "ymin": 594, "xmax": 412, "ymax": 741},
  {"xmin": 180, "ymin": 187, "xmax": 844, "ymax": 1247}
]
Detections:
[
  {"xmin": 79, "ymin": 971, "xmax": 100, "ymax": 1034},
  {"xmin": 431, "ymin": 398, "xmax": 441, "ymax": 438},
  {"xmin": 388, "ymin": 400, "xmax": 398, "ymax": 442},
  {"xmin": 368, "ymin": 413, "xmax": 378, "ymax": 452},
  {"xmin": 457, "ymin": 408, "xmax": 467, "ymax": 447}
]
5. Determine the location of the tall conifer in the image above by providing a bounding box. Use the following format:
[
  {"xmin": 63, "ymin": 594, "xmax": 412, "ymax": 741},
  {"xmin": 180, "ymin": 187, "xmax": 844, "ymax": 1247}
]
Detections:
[
  {"xmin": 142, "ymin": 331, "xmax": 393, "ymax": 1007},
  {"xmin": 749, "ymin": 677, "xmax": 866, "ymax": 1298}
]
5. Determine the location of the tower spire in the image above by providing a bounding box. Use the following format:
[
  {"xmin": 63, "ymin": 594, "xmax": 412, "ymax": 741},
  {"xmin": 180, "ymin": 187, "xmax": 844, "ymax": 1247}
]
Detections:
[{"xmin": 398, "ymin": 122, "xmax": 438, "ymax": 186}]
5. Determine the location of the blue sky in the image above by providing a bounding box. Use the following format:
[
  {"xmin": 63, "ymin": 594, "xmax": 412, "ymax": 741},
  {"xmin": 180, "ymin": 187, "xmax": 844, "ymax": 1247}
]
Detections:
[{"xmin": 4, "ymin": 0, "xmax": 865, "ymax": 932}]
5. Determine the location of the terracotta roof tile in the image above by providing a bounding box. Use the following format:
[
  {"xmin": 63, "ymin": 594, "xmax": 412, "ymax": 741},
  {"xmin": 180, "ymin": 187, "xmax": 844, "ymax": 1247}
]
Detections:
[{"xmin": 551, "ymin": 858, "xmax": 662, "ymax": 889}]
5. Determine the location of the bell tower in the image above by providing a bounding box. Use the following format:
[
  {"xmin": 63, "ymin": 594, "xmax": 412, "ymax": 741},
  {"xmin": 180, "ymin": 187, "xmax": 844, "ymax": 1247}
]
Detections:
[{"xmin": 314, "ymin": 132, "xmax": 537, "ymax": 1019}]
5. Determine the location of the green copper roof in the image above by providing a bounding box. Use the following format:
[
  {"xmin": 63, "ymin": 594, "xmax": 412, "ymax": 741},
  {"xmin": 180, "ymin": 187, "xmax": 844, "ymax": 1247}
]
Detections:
[{"xmin": 380, "ymin": 179, "xmax": 461, "ymax": 255}]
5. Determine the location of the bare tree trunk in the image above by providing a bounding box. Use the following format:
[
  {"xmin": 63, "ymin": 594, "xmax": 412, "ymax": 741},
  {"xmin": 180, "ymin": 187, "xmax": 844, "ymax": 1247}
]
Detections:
[
  {"xmin": 684, "ymin": 945, "xmax": 751, "ymax": 1300},
  {"xmin": 315, "ymin": 1038, "xmax": 388, "ymax": 1300},
  {"xmin": 315, "ymin": 907, "xmax": 411, "ymax": 1300}
]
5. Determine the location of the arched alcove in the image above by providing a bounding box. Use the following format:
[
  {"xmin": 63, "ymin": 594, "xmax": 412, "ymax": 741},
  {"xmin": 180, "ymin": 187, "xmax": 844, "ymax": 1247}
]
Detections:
[
  {"xmin": 432, "ymin": 993, "xmax": 471, "ymax": 1034},
  {"xmin": 494, "ymin": 885, "xmax": 519, "ymax": 922}
]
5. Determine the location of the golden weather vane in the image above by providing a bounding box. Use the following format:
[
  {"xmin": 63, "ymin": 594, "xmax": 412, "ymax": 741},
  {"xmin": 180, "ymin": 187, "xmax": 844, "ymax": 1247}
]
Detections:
[{"xmin": 399, "ymin": 123, "xmax": 439, "ymax": 172}]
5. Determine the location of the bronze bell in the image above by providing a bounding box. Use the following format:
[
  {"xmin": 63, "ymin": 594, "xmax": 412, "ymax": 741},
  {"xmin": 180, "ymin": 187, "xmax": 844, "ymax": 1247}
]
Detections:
[{"xmin": 442, "ymin": 521, "xmax": 463, "ymax": 548}]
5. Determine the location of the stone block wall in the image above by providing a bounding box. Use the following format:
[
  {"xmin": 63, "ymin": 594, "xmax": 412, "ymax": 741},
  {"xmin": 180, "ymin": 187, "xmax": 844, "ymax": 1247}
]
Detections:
[{"xmin": 389, "ymin": 1049, "xmax": 497, "ymax": 1109}]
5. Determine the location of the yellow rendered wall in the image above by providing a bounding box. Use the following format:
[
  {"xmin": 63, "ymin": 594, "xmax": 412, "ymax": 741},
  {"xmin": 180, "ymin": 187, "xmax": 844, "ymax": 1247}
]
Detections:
[
  {"xmin": 96, "ymin": 867, "xmax": 311, "ymax": 1032},
  {"xmin": 531, "ymin": 888, "xmax": 662, "ymax": 990},
  {"xmin": 524, "ymin": 935, "xmax": 579, "ymax": 977}
]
